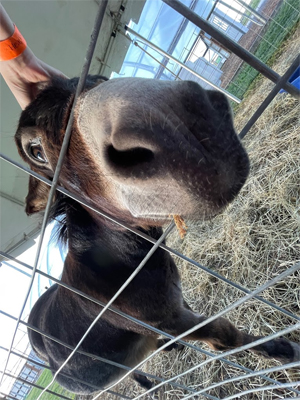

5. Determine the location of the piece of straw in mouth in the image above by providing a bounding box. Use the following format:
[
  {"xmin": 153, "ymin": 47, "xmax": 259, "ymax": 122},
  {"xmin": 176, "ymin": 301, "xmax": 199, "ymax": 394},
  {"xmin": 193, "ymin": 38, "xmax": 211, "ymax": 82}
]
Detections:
[{"xmin": 173, "ymin": 215, "xmax": 188, "ymax": 239}]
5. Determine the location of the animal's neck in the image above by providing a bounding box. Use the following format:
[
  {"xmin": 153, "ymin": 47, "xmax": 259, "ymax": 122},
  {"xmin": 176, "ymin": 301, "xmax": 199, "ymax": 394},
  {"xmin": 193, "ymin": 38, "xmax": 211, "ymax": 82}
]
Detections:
[
  {"xmin": 68, "ymin": 204, "xmax": 162, "ymax": 257},
  {"xmin": 60, "ymin": 203, "xmax": 164, "ymax": 294}
]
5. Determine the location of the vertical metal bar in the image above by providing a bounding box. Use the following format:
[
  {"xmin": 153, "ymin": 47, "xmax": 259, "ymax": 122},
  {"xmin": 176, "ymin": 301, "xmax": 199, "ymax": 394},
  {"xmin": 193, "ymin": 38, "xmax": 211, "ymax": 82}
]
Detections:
[
  {"xmin": 239, "ymin": 55, "xmax": 300, "ymax": 139},
  {"xmin": 161, "ymin": 0, "xmax": 300, "ymax": 98},
  {"xmin": 0, "ymin": 0, "xmax": 109, "ymax": 388},
  {"xmin": 125, "ymin": 26, "xmax": 241, "ymax": 103}
]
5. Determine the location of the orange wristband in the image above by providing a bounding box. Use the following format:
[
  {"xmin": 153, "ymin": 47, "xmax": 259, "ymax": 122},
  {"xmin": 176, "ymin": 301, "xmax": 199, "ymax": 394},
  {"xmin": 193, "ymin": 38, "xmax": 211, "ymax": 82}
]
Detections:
[{"xmin": 0, "ymin": 25, "xmax": 27, "ymax": 61}]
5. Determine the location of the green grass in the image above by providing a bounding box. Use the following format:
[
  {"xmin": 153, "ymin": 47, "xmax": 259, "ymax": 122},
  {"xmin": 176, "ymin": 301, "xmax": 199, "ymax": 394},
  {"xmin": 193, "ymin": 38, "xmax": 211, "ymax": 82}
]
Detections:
[
  {"xmin": 25, "ymin": 369, "xmax": 75, "ymax": 400},
  {"xmin": 227, "ymin": 0, "xmax": 300, "ymax": 99}
]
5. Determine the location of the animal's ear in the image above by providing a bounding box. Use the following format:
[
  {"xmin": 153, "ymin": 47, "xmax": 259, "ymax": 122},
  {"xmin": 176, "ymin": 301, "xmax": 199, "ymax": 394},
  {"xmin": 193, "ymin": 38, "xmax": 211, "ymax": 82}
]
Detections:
[
  {"xmin": 207, "ymin": 90, "xmax": 232, "ymax": 116},
  {"xmin": 85, "ymin": 75, "xmax": 108, "ymax": 91},
  {"xmin": 25, "ymin": 175, "xmax": 52, "ymax": 215},
  {"xmin": 31, "ymin": 81, "xmax": 52, "ymax": 100},
  {"xmin": 31, "ymin": 77, "xmax": 69, "ymax": 100}
]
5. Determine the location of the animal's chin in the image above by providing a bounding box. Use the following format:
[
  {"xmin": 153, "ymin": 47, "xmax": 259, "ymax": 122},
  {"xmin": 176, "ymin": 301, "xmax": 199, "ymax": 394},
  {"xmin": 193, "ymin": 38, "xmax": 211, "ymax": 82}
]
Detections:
[
  {"xmin": 120, "ymin": 187, "xmax": 232, "ymax": 224},
  {"xmin": 126, "ymin": 203, "xmax": 228, "ymax": 225}
]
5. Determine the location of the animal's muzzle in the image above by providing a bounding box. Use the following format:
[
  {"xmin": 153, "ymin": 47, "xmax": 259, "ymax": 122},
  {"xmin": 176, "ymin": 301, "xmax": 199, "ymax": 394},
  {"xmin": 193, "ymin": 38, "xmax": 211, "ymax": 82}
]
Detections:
[{"xmin": 77, "ymin": 78, "xmax": 249, "ymax": 216}]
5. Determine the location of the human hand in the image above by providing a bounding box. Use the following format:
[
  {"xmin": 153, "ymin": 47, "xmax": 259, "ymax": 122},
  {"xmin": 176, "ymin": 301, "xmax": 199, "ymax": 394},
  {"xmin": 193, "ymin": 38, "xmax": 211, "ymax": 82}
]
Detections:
[
  {"xmin": 0, "ymin": 47, "xmax": 67, "ymax": 109},
  {"xmin": 0, "ymin": 4, "xmax": 67, "ymax": 109}
]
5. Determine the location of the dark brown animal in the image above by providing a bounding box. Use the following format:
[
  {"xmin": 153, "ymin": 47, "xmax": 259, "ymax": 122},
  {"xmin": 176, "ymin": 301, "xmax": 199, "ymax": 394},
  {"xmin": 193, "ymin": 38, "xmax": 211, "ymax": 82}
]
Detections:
[{"xmin": 15, "ymin": 76, "xmax": 300, "ymax": 394}]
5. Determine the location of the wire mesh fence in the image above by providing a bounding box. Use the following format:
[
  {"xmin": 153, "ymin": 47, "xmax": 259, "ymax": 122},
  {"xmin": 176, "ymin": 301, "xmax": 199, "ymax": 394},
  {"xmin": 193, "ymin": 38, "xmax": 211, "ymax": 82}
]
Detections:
[{"xmin": 0, "ymin": 0, "xmax": 299, "ymax": 399}]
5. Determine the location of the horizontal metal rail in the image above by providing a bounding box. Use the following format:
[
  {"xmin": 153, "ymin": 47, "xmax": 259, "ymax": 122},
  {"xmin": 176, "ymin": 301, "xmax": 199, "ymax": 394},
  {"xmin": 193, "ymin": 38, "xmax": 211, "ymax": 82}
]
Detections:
[
  {"xmin": 162, "ymin": 0, "xmax": 300, "ymax": 98},
  {"xmin": 1, "ymin": 152, "xmax": 299, "ymax": 324},
  {"xmin": 0, "ymin": 346, "xmax": 45, "ymax": 370},
  {"xmin": 0, "ymin": 224, "xmax": 41, "ymax": 261}
]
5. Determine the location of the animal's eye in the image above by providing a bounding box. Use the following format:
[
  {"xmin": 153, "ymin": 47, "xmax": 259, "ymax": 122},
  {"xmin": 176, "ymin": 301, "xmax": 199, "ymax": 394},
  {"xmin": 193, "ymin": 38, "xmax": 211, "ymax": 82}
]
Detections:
[{"xmin": 30, "ymin": 144, "xmax": 47, "ymax": 163}]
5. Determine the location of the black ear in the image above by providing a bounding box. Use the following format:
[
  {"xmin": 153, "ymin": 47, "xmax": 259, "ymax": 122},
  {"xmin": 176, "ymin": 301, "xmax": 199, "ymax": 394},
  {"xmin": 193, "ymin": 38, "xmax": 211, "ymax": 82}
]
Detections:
[
  {"xmin": 206, "ymin": 90, "xmax": 233, "ymax": 115},
  {"xmin": 84, "ymin": 75, "xmax": 109, "ymax": 91},
  {"xmin": 30, "ymin": 81, "xmax": 53, "ymax": 101},
  {"xmin": 25, "ymin": 175, "xmax": 53, "ymax": 215}
]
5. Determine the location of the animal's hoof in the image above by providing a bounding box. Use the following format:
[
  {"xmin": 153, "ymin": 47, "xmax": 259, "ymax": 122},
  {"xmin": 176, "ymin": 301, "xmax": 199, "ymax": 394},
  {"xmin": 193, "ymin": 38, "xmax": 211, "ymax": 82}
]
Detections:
[
  {"xmin": 174, "ymin": 342, "xmax": 185, "ymax": 351},
  {"xmin": 159, "ymin": 339, "xmax": 184, "ymax": 352}
]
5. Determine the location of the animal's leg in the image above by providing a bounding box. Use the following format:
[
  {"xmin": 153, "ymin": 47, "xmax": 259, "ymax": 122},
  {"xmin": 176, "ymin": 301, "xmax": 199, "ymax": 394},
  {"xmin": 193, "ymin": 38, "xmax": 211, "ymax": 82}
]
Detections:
[
  {"xmin": 132, "ymin": 372, "xmax": 162, "ymax": 399},
  {"xmin": 132, "ymin": 372, "xmax": 153, "ymax": 390},
  {"xmin": 183, "ymin": 298, "xmax": 194, "ymax": 312},
  {"xmin": 162, "ymin": 310, "xmax": 300, "ymax": 364}
]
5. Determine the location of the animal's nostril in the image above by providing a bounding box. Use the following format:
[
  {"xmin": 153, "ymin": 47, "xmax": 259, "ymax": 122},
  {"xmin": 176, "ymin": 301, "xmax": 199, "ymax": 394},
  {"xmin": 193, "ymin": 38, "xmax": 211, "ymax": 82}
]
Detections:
[{"xmin": 106, "ymin": 145, "xmax": 154, "ymax": 168}]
